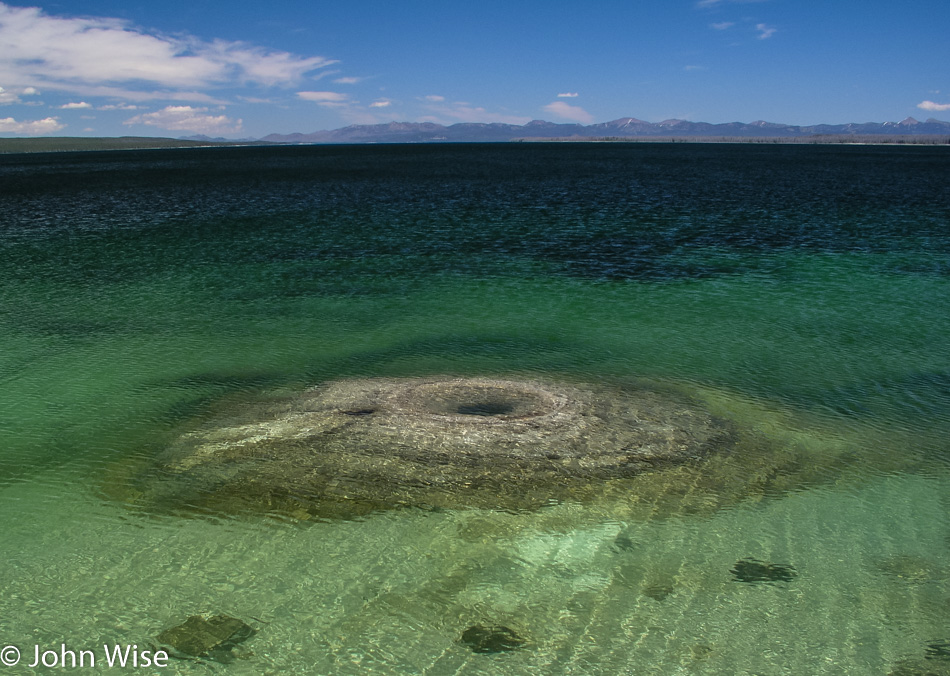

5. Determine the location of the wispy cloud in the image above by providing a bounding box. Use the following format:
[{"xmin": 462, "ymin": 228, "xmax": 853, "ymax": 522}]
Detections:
[
  {"xmin": 423, "ymin": 95, "xmax": 445, "ymax": 102},
  {"xmin": 0, "ymin": 3, "xmax": 335, "ymax": 100},
  {"xmin": 309, "ymin": 69, "xmax": 341, "ymax": 82},
  {"xmin": 557, "ymin": 92, "xmax": 579, "ymax": 98},
  {"xmin": 60, "ymin": 101, "xmax": 92, "ymax": 109},
  {"xmin": 543, "ymin": 100, "xmax": 594, "ymax": 124},
  {"xmin": 422, "ymin": 99, "xmax": 530, "ymax": 125},
  {"xmin": 756, "ymin": 23, "xmax": 777, "ymax": 39},
  {"xmin": 0, "ymin": 115, "xmax": 64, "ymax": 134},
  {"xmin": 442, "ymin": 105, "xmax": 530, "ymax": 124},
  {"xmin": 123, "ymin": 105, "xmax": 242, "ymax": 134},
  {"xmin": 333, "ymin": 76, "xmax": 363, "ymax": 84},
  {"xmin": 297, "ymin": 91, "xmax": 348, "ymax": 107},
  {"xmin": 97, "ymin": 103, "xmax": 140, "ymax": 110},
  {"xmin": 711, "ymin": 21, "xmax": 734, "ymax": 30},
  {"xmin": 298, "ymin": 91, "xmax": 397, "ymax": 124},
  {"xmin": 684, "ymin": 65, "xmax": 708, "ymax": 71},
  {"xmin": 918, "ymin": 100, "xmax": 950, "ymax": 112},
  {"xmin": 338, "ymin": 108, "xmax": 389, "ymax": 125},
  {"xmin": 24, "ymin": 83, "xmax": 228, "ymax": 104}
]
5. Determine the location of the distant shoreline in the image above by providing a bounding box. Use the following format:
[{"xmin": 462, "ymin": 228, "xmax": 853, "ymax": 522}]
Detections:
[
  {"xmin": 0, "ymin": 136, "xmax": 261, "ymax": 154},
  {"xmin": 1, "ymin": 134, "xmax": 948, "ymax": 154}
]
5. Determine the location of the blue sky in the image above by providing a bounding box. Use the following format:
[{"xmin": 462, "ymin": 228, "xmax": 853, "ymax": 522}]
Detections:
[{"xmin": 1, "ymin": 0, "xmax": 948, "ymax": 138}]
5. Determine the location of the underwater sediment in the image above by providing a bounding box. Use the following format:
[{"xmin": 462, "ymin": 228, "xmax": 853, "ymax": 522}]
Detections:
[{"xmin": 110, "ymin": 375, "xmax": 863, "ymax": 519}]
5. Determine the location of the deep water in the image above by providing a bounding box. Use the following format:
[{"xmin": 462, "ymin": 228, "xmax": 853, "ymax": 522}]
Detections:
[{"xmin": 1, "ymin": 143, "xmax": 949, "ymax": 674}]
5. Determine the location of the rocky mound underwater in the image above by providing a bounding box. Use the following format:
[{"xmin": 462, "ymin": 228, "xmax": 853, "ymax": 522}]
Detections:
[{"xmin": 106, "ymin": 375, "xmax": 869, "ymax": 520}]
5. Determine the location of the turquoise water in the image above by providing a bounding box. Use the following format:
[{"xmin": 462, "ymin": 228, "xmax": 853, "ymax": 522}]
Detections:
[{"xmin": 1, "ymin": 143, "xmax": 949, "ymax": 674}]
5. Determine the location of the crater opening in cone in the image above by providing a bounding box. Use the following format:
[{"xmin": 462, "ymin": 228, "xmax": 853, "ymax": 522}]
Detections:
[
  {"xmin": 402, "ymin": 381, "xmax": 557, "ymax": 421},
  {"xmin": 457, "ymin": 401, "xmax": 514, "ymax": 416}
]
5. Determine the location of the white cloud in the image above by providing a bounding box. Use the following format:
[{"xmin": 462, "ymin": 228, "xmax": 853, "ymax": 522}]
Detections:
[
  {"xmin": 97, "ymin": 103, "xmax": 140, "ymax": 110},
  {"xmin": 369, "ymin": 99, "xmax": 391, "ymax": 108},
  {"xmin": 711, "ymin": 21, "xmax": 734, "ymax": 29},
  {"xmin": 557, "ymin": 92, "xmax": 579, "ymax": 98},
  {"xmin": 60, "ymin": 101, "xmax": 91, "ymax": 109},
  {"xmin": 0, "ymin": 115, "xmax": 64, "ymax": 134},
  {"xmin": 0, "ymin": 84, "xmax": 43, "ymax": 105},
  {"xmin": 0, "ymin": 3, "xmax": 335, "ymax": 98},
  {"xmin": 543, "ymin": 100, "xmax": 594, "ymax": 124},
  {"xmin": 423, "ymin": 95, "xmax": 445, "ymax": 102},
  {"xmin": 334, "ymin": 77, "xmax": 363, "ymax": 84},
  {"xmin": 123, "ymin": 105, "xmax": 241, "ymax": 134},
  {"xmin": 756, "ymin": 23, "xmax": 777, "ymax": 39},
  {"xmin": 918, "ymin": 100, "xmax": 950, "ymax": 112},
  {"xmin": 209, "ymin": 40, "xmax": 335, "ymax": 86},
  {"xmin": 297, "ymin": 90, "xmax": 348, "ymax": 107}
]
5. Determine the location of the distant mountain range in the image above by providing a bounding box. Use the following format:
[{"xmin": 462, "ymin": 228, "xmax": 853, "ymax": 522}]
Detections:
[
  {"xmin": 255, "ymin": 116, "xmax": 950, "ymax": 144},
  {"xmin": 3, "ymin": 117, "xmax": 947, "ymax": 156}
]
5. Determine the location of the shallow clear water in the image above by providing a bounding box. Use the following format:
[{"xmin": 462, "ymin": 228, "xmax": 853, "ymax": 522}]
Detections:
[{"xmin": 1, "ymin": 143, "xmax": 949, "ymax": 674}]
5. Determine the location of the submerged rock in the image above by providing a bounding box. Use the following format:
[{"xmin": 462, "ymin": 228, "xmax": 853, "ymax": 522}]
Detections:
[
  {"xmin": 730, "ymin": 558, "xmax": 798, "ymax": 583},
  {"xmin": 155, "ymin": 614, "xmax": 256, "ymax": 662},
  {"xmin": 642, "ymin": 576, "xmax": 676, "ymax": 601},
  {"xmin": 875, "ymin": 554, "xmax": 945, "ymax": 583},
  {"xmin": 888, "ymin": 657, "xmax": 950, "ymax": 676},
  {"xmin": 926, "ymin": 639, "xmax": 950, "ymax": 661},
  {"xmin": 460, "ymin": 624, "xmax": 527, "ymax": 654}
]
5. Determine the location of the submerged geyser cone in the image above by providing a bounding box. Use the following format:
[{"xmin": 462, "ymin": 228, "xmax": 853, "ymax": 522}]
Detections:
[{"xmin": 122, "ymin": 376, "xmax": 746, "ymax": 517}]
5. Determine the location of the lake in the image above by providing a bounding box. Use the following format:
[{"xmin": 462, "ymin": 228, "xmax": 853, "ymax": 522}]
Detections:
[{"xmin": 1, "ymin": 142, "xmax": 949, "ymax": 674}]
